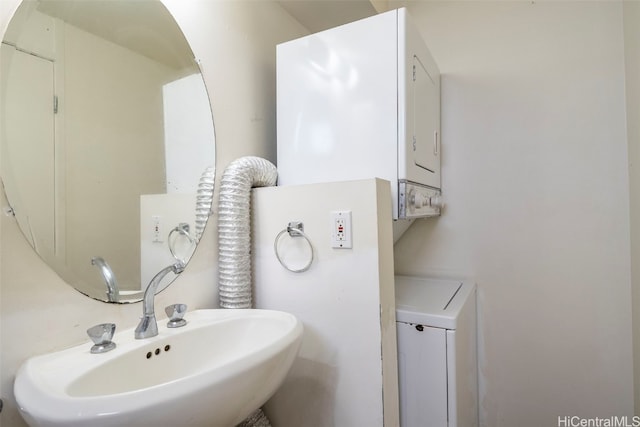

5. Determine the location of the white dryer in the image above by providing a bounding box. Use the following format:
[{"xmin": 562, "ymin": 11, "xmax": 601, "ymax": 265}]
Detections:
[{"xmin": 276, "ymin": 8, "xmax": 442, "ymax": 232}]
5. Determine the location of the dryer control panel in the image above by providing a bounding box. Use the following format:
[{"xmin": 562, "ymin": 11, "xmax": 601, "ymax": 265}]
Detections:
[{"xmin": 398, "ymin": 181, "xmax": 442, "ymax": 219}]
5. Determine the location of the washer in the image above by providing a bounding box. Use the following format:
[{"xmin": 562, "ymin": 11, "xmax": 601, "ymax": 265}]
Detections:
[{"xmin": 395, "ymin": 275, "xmax": 479, "ymax": 427}]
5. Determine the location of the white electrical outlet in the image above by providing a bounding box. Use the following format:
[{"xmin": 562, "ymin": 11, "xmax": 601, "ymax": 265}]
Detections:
[
  {"xmin": 152, "ymin": 215, "xmax": 163, "ymax": 243},
  {"xmin": 330, "ymin": 210, "xmax": 352, "ymax": 249}
]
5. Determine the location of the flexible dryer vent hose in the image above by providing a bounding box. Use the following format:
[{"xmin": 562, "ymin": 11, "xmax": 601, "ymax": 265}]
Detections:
[
  {"xmin": 217, "ymin": 157, "xmax": 278, "ymax": 427},
  {"xmin": 194, "ymin": 165, "xmax": 216, "ymax": 242},
  {"xmin": 218, "ymin": 156, "xmax": 277, "ymax": 308}
]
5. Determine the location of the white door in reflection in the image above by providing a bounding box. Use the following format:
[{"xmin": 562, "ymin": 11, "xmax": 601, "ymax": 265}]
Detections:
[{"xmin": 1, "ymin": 44, "xmax": 56, "ymax": 261}]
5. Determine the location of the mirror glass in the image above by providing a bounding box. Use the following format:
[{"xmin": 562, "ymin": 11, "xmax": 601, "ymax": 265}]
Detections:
[{"xmin": 1, "ymin": 0, "xmax": 216, "ymax": 303}]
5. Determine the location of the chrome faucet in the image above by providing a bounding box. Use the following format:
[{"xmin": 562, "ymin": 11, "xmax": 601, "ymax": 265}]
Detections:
[
  {"xmin": 91, "ymin": 257, "xmax": 119, "ymax": 302},
  {"xmin": 135, "ymin": 261, "xmax": 186, "ymax": 339}
]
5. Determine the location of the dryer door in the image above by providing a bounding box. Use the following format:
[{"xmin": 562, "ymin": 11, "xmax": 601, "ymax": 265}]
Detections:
[{"xmin": 412, "ymin": 55, "xmax": 440, "ymax": 178}]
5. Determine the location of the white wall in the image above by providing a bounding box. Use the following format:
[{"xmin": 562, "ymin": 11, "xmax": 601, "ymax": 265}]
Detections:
[
  {"xmin": 0, "ymin": 1, "xmax": 307, "ymax": 426},
  {"xmin": 392, "ymin": 1, "xmax": 633, "ymax": 426},
  {"xmin": 252, "ymin": 179, "xmax": 397, "ymax": 426},
  {"xmin": 625, "ymin": 0, "xmax": 640, "ymax": 414},
  {"xmin": 163, "ymin": 0, "xmax": 307, "ymax": 167}
]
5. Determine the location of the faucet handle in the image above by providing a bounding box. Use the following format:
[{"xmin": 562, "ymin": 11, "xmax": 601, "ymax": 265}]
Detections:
[
  {"xmin": 87, "ymin": 323, "xmax": 116, "ymax": 354},
  {"xmin": 165, "ymin": 303, "xmax": 188, "ymax": 328}
]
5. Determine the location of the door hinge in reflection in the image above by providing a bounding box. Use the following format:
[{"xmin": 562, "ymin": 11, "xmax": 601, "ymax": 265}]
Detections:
[{"xmin": 53, "ymin": 95, "xmax": 58, "ymax": 114}]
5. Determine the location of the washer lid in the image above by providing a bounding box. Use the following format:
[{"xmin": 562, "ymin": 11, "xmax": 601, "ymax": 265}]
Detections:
[{"xmin": 395, "ymin": 275, "xmax": 474, "ymax": 329}]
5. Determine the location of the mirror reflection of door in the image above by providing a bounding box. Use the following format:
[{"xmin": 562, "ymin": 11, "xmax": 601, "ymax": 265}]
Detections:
[{"xmin": 1, "ymin": 43, "xmax": 56, "ymax": 261}]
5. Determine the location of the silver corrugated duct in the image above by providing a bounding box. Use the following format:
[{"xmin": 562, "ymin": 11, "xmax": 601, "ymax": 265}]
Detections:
[
  {"xmin": 217, "ymin": 157, "xmax": 278, "ymax": 427},
  {"xmin": 194, "ymin": 165, "xmax": 215, "ymax": 242},
  {"xmin": 218, "ymin": 156, "xmax": 277, "ymax": 308}
]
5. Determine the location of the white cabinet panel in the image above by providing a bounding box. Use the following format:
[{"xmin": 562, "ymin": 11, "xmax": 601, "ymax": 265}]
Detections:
[{"xmin": 397, "ymin": 322, "xmax": 448, "ymax": 427}]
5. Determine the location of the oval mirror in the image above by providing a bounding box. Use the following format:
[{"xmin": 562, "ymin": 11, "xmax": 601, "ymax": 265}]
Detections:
[{"xmin": 0, "ymin": 0, "xmax": 216, "ymax": 303}]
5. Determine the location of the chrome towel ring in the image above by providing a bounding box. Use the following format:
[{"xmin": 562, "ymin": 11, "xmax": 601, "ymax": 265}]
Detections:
[
  {"xmin": 168, "ymin": 223, "xmax": 196, "ymax": 263},
  {"xmin": 274, "ymin": 221, "xmax": 314, "ymax": 273}
]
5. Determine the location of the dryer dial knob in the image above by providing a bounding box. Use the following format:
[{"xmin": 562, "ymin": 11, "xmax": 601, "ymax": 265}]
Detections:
[
  {"xmin": 412, "ymin": 192, "xmax": 430, "ymax": 208},
  {"xmin": 429, "ymin": 195, "xmax": 443, "ymax": 210}
]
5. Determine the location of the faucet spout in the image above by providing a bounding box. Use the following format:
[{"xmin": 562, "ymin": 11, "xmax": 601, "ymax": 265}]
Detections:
[
  {"xmin": 135, "ymin": 261, "xmax": 185, "ymax": 339},
  {"xmin": 91, "ymin": 257, "xmax": 119, "ymax": 302}
]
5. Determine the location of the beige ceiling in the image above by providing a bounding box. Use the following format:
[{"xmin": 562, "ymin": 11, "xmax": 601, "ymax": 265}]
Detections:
[
  {"xmin": 34, "ymin": 0, "xmax": 389, "ymax": 70},
  {"xmin": 36, "ymin": 0, "xmax": 195, "ymax": 71},
  {"xmin": 276, "ymin": 0, "xmax": 386, "ymax": 34}
]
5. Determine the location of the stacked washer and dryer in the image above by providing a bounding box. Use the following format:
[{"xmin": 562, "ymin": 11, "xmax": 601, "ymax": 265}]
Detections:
[{"xmin": 276, "ymin": 8, "xmax": 478, "ymax": 426}]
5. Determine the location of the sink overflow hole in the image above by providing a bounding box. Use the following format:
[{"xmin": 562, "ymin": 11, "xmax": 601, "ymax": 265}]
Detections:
[{"xmin": 144, "ymin": 345, "xmax": 171, "ymax": 360}]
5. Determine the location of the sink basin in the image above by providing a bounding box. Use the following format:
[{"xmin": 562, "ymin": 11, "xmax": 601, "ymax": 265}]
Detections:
[{"xmin": 14, "ymin": 309, "xmax": 303, "ymax": 427}]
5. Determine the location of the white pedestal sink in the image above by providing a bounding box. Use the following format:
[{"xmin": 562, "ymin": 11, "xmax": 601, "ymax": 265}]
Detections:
[{"xmin": 14, "ymin": 309, "xmax": 303, "ymax": 427}]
